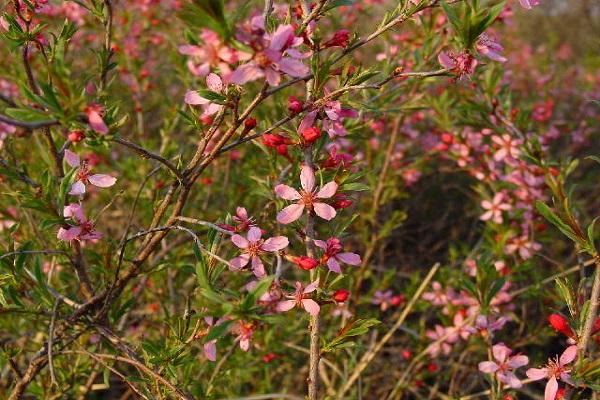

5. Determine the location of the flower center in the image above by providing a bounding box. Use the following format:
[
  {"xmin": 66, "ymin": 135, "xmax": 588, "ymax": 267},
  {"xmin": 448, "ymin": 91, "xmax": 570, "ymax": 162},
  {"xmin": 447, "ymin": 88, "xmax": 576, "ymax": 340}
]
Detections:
[{"xmin": 255, "ymin": 52, "xmax": 272, "ymax": 67}]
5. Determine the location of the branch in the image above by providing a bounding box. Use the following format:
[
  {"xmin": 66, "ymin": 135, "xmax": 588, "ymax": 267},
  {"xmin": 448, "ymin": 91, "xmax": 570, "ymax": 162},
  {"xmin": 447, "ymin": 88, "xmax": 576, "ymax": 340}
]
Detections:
[
  {"xmin": 0, "ymin": 113, "xmax": 59, "ymax": 129},
  {"xmin": 112, "ymin": 137, "xmax": 185, "ymax": 181}
]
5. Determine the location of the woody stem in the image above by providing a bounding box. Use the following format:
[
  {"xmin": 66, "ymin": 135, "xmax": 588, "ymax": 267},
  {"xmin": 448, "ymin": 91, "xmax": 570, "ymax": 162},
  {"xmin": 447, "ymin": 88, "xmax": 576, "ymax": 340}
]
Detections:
[{"xmin": 577, "ymin": 256, "xmax": 600, "ymax": 362}]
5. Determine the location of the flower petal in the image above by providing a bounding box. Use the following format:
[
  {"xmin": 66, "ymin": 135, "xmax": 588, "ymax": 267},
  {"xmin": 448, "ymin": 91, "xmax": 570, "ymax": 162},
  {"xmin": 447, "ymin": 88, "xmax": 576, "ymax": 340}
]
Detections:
[
  {"xmin": 64, "ymin": 149, "xmax": 80, "ymax": 168},
  {"xmin": 478, "ymin": 361, "xmax": 499, "ymax": 374},
  {"xmin": 277, "ymin": 203, "xmax": 305, "ymax": 224},
  {"xmin": 526, "ymin": 367, "xmax": 548, "ymax": 381},
  {"xmin": 559, "ymin": 345, "xmax": 577, "ymax": 366},
  {"xmin": 69, "ymin": 181, "xmax": 86, "ymax": 196},
  {"xmin": 206, "ymin": 73, "xmax": 223, "ymax": 92},
  {"xmin": 313, "ymin": 202, "xmax": 337, "ymax": 220},
  {"xmin": 507, "ymin": 355, "xmax": 529, "ymax": 369},
  {"xmin": 204, "ymin": 341, "xmax": 217, "ymax": 361},
  {"xmin": 275, "ymin": 300, "xmax": 296, "ymax": 312},
  {"xmin": 277, "ymin": 57, "xmax": 309, "ymax": 77},
  {"xmin": 300, "ymin": 165, "xmax": 315, "ymax": 192},
  {"xmin": 336, "ymin": 252, "xmax": 361, "ymax": 265},
  {"xmin": 229, "ymin": 254, "xmax": 250, "ymax": 270},
  {"xmin": 303, "ymin": 279, "xmax": 319, "ymax": 294},
  {"xmin": 87, "ymin": 110, "xmax": 108, "ymax": 134},
  {"xmin": 88, "ymin": 174, "xmax": 116, "ymax": 188},
  {"xmin": 327, "ymin": 257, "xmax": 342, "ymax": 273},
  {"xmin": 251, "ymin": 256, "xmax": 266, "ymax": 278},
  {"xmin": 544, "ymin": 376, "xmax": 558, "ymax": 400},
  {"xmin": 57, "ymin": 226, "xmax": 81, "ymax": 241},
  {"xmin": 274, "ymin": 184, "xmax": 301, "ymax": 200},
  {"xmin": 184, "ymin": 90, "xmax": 210, "ymax": 105},
  {"xmin": 228, "ymin": 63, "xmax": 264, "ymax": 85},
  {"xmin": 231, "ymin": 234, "xmax": 249, "ymax": 249},
  {"xmin": 302, "ymin": 299, "xmax": 320, "ymax": 316},
  {"xmin": 316, "ymin": 181, "xmax": 338, "ymax": 199},
  {"xmin": 261, "ymin": 236, "xmax": 289, "ymax": 251},
  {"xmin": 247, "ymin": 226, "xmax": 262, "ymax": 242}
]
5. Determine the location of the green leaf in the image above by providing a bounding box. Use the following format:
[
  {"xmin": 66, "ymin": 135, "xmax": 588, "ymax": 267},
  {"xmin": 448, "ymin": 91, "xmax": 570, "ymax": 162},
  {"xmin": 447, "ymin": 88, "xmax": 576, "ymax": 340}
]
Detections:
[
  {"xmin": 193, "ymin": 89, "xmax": 227, "ymax": 105},
  {"xmin": 4, "ymin": 108, "xmax": 53, "ymax": 123},
  {"xmin": 205, "ymin": 320, "xmax": 233, "ymax": 342}
]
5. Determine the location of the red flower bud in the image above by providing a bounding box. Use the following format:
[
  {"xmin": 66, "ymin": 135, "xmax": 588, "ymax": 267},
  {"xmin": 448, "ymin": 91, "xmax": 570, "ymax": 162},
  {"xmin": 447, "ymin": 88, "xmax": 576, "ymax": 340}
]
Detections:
[
  {"xmin": 548, "ymin": 313, "xmax": 575, "ymax": 338},
  {"xmin": 302, "ymin": 126, "xmax": 321, "ymax": 144},
  {"xmin": 391, "ymin": 294, "xmax": 405, "ymax": 306},
  {"xmin": 262, "ymin": 352, "xmax": 277, "ymax": 363},
  {"xmin": 68, "ymin": 130, "xmax": 85, "ymax": 143},
  {"xmin": 322, "ymin": 29, "xmax": 350, "ymax": 49},
  {"xmin": 427, "ymin": 362, "xmax": 438, "ymax": 373},
  {"xmin": 401, "ymin": 350, "xmax": 412, "ymax": 360},
  {"xmin": 200, "ymin": 115, "xmax": 214, "ymax": 125},
  {"xmin": 263, "ymin": 133, "xmax": 288, "ymax": 147},
  {"xmin": 555, "ymin": 388, "xmax": 566, "ymax": 400},
  {"xmin": 244, "ymin": 118, "xmax": 257, "ymax": 130},
  {"xmin": 292, "ymin": 256, "xmax": 319, "ymax": 270},
  {"xmin": 592, "ymin": 316, "xmax": 600, "ymax": 335},
  {"xmin": 288, "ymin": 96, "xmax": 304, "ymax": 114},
  {"xmin": 333, "ymin": 289, "xmax": 350, "ymax": 303},
  {"xmin": 440, "ymin": 132, "xmax": 454, "ymax": 144}
]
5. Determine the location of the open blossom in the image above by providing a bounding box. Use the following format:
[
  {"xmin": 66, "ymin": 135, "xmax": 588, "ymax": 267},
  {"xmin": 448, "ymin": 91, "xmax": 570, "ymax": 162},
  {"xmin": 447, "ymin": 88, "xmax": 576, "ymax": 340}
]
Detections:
[
  {"xmin": 438, "ymin": 50, "xmax": 478, "ymax": 77},
  {"xmin": 184, "ymin": 73, "xmax": 224, "ymax": 116},
  {"xmin": 229, "ymin": 226, "xmax": 288, "ymax": 278},
  {"xmin": 423, "ymin": 281, "xmax": 449, "ymax": 306},
  {"xmin": 57, "ymin": 204, "xmax": 102, "ymax": 242},
  {"xmin": 275, "ymin": 165, "xmax": 338, "ymax": 224},
  {"xmin": 480, "ymin": 193, "xmax": 512, "ymax": 224},
  {"xmin": 229, "ymin": 19, "xmax": 309, "ymax": 86},
  {"xmin": 314, "ymin": 237, "xmax": 361, "ymax": 273},
  {"xmin": 276, "ymin": 280, "xmax": 320, "ymax": 316},
  {"xmin": 85, "ymin": 103, "xmax": 108, "ymax": 134},
  {"xmin": 299, "ymin": 98, "xmax": 358, "ymax": 138},
  {"xmin": 202, "ymin": 316, "xmax": 228, "ymax": 362},
  {"xmin": 426, "ymin": 325, "xmax": 454, "ymax": 357},
  {"xmin": 505, "ymin": 235, "xmax": 541, "ymax": 259},
  {"xmin": 179, "ymin": 29, "xmax": 249, "ymax": 77},
  {"xmin": 526, "ymin": 345, "xmax": 577, "ymax": 400},
  {"xmin": 479, "ymin": 343, "xmax": 529, "ymax": 388},
  {"xmin": 492, "ymin": 134, "xmax": 521, "ymax": 162},
  {"xmin": 371, "ymin": 290, "xmax": 403, "ymax": 311},
  {"xmin": 231, "ymin": 321, "xmax": 255, "ymax": 352},
  {"xmin": 519, "ymin": 0, "xmax": 540, "ymax": 9},
  {"xmin": 477, "ymin": 34, "xmax": 507, "ymax": 62},
  {"xmin": 64, "ymin": 150, "xmax": 116, "ymax": 195}
]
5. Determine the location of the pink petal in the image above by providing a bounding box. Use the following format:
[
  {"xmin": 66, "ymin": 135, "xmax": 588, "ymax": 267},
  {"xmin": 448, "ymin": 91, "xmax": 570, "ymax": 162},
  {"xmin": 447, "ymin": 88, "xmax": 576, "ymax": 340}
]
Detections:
[
  {"xmin": 303, "ymin": 279, "xmax": 319, "ymax": 294},
  {"xmin": 269, "ymin": 24, "xmax": 294, "ymax": 52},
  {"xmin": 81, "ymin": 230, "xmax": 102, "ymax": 241},
  {"xmin": 300, "ymin": 165, "xmax": 315, "ymax": 192},
  {"xmin": 236, "ymin": 207, "xmax": 248, "ymax": 219},
  {"xmin": 228, "ymin": 63, "xmax": 264, "ymax": 85},
  {"xmin": 492, "ymin": 344, "xmax": 511, "ymax": 363},
  {"xmin": 204, "ymin": 341, "xmax": 217, "ymax": 361},
  {"xmin": 327, "ymin": 257, "xmax": 342, "ymax": 273},
  {"xmin": 498, "ymin": 371, "xmax": 522, "ymax": 389},
  {"xmin": 313, "ymin": 202, "xmax": 337, "ymax": 221},
  {"xmin": 88, "ymin": 174, "xmax": 116, "ymax": 188},
  {"xmin": 507, "ymin": 355, "xmax": 529, "ymax": 369},
  {"xmin": 261, "ymin": 236, "xmax": 289, "ymax": 251},
  {"xmin": 239, "ymin": 338, "xmax": 250, "ymax": 351},
  {"xmin": 275, "ymin": 184, "xmax": 301, "ymax": 200},
  {"xmin": 316, "ymin": 181, "xmax": 338, "ymax": 199},
  {"xmin": 314, "ymin": 240, "xmax": 327, "ymax": 250},
  {"xmin": 251, "ymin": 256, "xmax": 266, "ymax": 278},
  {"xmin": 206, "ymin": 73, "xmax": 223, "ymax": 92},
  {"xmin": 57, "ymin": 226, "xmax": 81, "ymax": 241},
  {"xmin": 302, "ymin": 299, "xmax": 320, "ymax": 316},
  {"xmin": 544, "ymin": 376, "xmax": 558, "ymax": 400},
  {"xmin": 276, "ymin": 300, "xmax": 296, "ymax": 312},
  {"xmin": 559, "ymin": 345, "xmax": 577, "ymax": 365},
  {"xmin": 264, "ymin": 67, "xmax": 281, "ymax": 86},
  {"xmin": 63, "ymin": 203, "xmax": 85, "ymax": 222},
  {"xmin": 298, "ymin": 111, "xmax": 317, "ymax": 134},
  {"xmin": 277, "ymin": 203, "xmax": 305, "ymax": 224},
  {"xmin": 178, "ymin": 44, "xmax": 203, "ymax": 56},
  {"xmin": 69, "ymin": 181, "xmax": 86, "ymax": 196},
  {"xmin": 229, "ymin": 254, "xmax": 250, "ymax": 270},
  {"xmin": 247, "ymin": 226, "xmax": 262, "ymax": 242},
  {"xmin": 438, "ymin": 52, "xmax": 455, "ymax": 69},
  {"xmin": 231, "ymin": 234, "xmax": 249, "ymax": 249},
  {"xmin": 518, "ymin": 0, "xmax": 532, "ymax": 9},
  {"xmin": 337, "ymin": 252, "xmax": 361, "ymax": 265},
  {"xmin": 277, "ymin": 57, "xmax": 309, "ymax": 77},
  {"xmin": 526, "ymin": 368, "xmax": 548, "ymax": 381},
  {"xmin": 87, "ymin": 110, "xmax": 108, "ymax": 134},
  {"xmin": 478, "ymin": 361, "xmax": 499, "ymax": 374},
  {"xmin": 64, "ymin": 149, "xmax": 80, "ymax": 168},
  {"xmin": 184, "ymin": 90, "xmax": 210, "ymax": 105}
]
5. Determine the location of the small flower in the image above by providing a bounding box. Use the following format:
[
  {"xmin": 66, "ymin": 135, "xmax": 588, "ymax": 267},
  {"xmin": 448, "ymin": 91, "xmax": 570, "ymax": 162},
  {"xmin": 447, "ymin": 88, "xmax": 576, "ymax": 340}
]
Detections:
[
  {"xmin": 371, "ymin": 290, "xmax": 399, "ymax": 311},
  {"xmin": 438, "ymin": 51, "xmax": 478, "ymax": 77},
  {"xmin": 57, "ymin": 204, "xmax": 102, "ymax": 242},
  {"xmin": 276, "ymin": 280, "xmax": 320, "ymax": 316},
  {"xmin": 275, "ymin": 165, "xmax": 338, "ymax": 224},
  {"xmin": 518, "ymin": 0, "xmax": 539, "ymax": 10},
  {"xmin": 480, "ymin": 193, "xmax": 512, "ymax": 224},
  {"xmin": 231, "ymin": 321, "xmax": 255, "ymax": 351},
  {"xmin": 289, "ymin": 255, "xmax": 319, "ymax": 270},
  {"xmin": 64, "ymin": 150, "xmax": 116, "ymax": 196},
  {"xmin": 526, "ymin": 345, "xmax": 577, "ymax": 400},
  {"xmin": 229, "ymin": 226, "xmax": 288, "ymax": 278},
  {"xmin": 322, "ymin": 29, "xmax": 350, "ymax": 49},
  {"xmin": 476, "ymin": 34, "xmax": 507, "ymax": 62},
  {"xmin": 301, "ymin": 126, "xmax": 322, "ymax": 144},
  {"xmin": 314, "ymin": 237, "xmax": 361, "ymax": 273},
  {"xmin": 84, "ymin": 103, "xmax": 108, "ymax": 134},
  {"xmin": 491, "ymin": 134, "xmax": 521, "ymax": 162},
  {"xmin": 184, "ymin": 73, "xmax": 225, "ymax": 116},
  {"xmin": 478, "ymin": 343, "xmax": 529, "ymax": 388}
]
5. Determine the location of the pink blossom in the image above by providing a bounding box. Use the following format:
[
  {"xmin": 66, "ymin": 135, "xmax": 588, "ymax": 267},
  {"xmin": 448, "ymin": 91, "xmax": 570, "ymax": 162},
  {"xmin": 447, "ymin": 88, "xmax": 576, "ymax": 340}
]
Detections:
[
  {"xmin": 422, "ymin": 281, "xmax": 449, "ymax": 306},
  {"xmin": 276, "ymin": 280, "xmax": 320, "ymax": 316},
  {"xmin": 229, "ymin": 21, "xmax": 309, "ymax": 86},
  {"xmin": 438, "ymin": 51, "xmax": 478, "ymax": 77},
  {"xmin": 491, "ymin": 134, "xmax": 521, "ymax": 162},
  {"xmin": 426, "ymin": 325, "xmax": 454, "ymax": 357},
  {"xmin": 526, "ymin": 345, "xmax": 577, "ymax": 400},
  {"xmin": 473, "ymin": 314, "xmax": 510, "ymax": 336},
  {"xmin": 518, "ymin": 0, "xmax": 540, "ymax": 10},
  {"xmin": 64, "ymin": 150, "xmax": 116, "ymax": 196},
  {"xmin": 480, "ymin": 193, "xmax": 512, "ymax": 224},
  {"xmin": 179, "ymin": 29, "xmax": 249, "ymax": 77},
  {"xmin": 57, "ymin": 204, "xmax": 102, "ymax": 242},
  {"xmin": 314, "ymin": 237, "xmax": 361, "ymax": 273},
  {"xmin": 229, "ymin": 226, "xmax": 288, "ymax": 278},
  {"xmin": 184, "ymin": 73, "xmax": 224, "ymax": 116},
  {"xmin": 84, "ymin": 104, "xmax": 108, "ymax": 134},
  {"xmin": 299, "ymin": 99, "xmax": 358, "ymax": 138},
  {"xmin": 476, "ymin": 34, "xmax": 507, "ymax": 63},
  {"xmin": 478, "ymin": 343, "xmax": 529, "ymax": 388},
  {"xmin": 275, "ymin": 165, "xmax": 338, "ymax": 224},
  {"xmin": 371, "ymin": 290, "xmax": 403, "ymax": 311},
  {"xmin": 505, "ymin": 235, "xmax": 541, "ymax": 259},
  {"xmin": 231, "ymin": 321, "xmax": 255, "ymax": 352},
  {"xmin": 203, "ymin": 316, "xmax": 228, "ymax": 362}
]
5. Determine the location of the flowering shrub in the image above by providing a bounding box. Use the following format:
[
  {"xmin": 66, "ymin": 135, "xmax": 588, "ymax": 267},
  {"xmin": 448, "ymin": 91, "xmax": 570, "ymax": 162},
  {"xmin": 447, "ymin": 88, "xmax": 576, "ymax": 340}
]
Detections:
[{"xmin": 0, "ymin": 0, "xmax": 599, "ymax": 399}]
